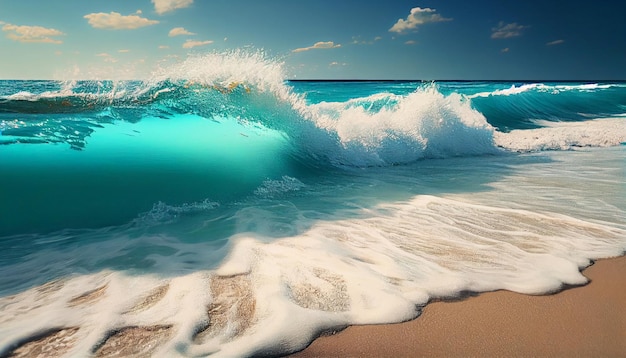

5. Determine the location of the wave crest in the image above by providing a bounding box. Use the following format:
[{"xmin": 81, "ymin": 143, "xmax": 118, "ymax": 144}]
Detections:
[
  {"xmin": 2, "ymin": 53, "xmax": 624, "ymax": 168},
  {"xmin": 297, "ymin": 84, "xmax": 498, "ymax": 166}
]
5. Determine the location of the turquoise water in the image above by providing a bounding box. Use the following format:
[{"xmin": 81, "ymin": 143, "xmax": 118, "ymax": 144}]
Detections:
[{"xmin": 1, "ymin": 53, "xmax": 625, "ymax": 357}]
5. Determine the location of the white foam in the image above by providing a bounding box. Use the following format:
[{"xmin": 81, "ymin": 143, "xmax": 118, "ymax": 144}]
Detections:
[
  {"xmin": 298, "ymin": 86, "xmax": 498, "ymax": 166},
  {"xmin": 2, "ymin": 187, "xmax": 624, "ymax": 356},
  {"xmin": 495, "ymin": 118, "xmax": 626, "ymax": 152}
]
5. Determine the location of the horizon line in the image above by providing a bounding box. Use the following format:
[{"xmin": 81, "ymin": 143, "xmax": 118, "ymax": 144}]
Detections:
[
  {"xmin": 1, "ymin": 78, "xmax": 625, "ymax": 83},
  {"xmin": 287, "ymin": 79, "xmax": 626, "ymax": 82}
]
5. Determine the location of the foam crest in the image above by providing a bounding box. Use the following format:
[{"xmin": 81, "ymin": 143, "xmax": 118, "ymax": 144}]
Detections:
[
  {"xmin": 299, "ymin": 85, "xmax": 498, "ymax": 166},
  {"xmin": 0, "ymin": 81, "xmax": 130, "ymax": 104},
  {"xmin": 469, "ymin": 82, "xmax": 624, "ymax": 98},
  {"xmin": 470, "ymin": 83, "xmax": 543, "ymax": 98},
  {"xmin": 148, "ymin": 50, "xmax": 295, "ymax": 102}
]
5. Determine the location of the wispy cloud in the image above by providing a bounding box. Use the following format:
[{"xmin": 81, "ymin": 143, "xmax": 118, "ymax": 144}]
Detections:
[
  {"xmin": 351, "ymin": 36, "xmax": 382, "ymax": 45},
  {"xmin": 405, "ymin": 40, "xmax": 417, "ymax": 45},
  {"xmin": 158, "ymin": 45, "xmax": 170, "ymax": 49},
  {"xmin": 96, "ymin": 53, "xmax": 118, "ymax": 63},
  {"xmin": 329, "ymin": 61, "xmax": 347, "ymax": 67},
  {"xmin": 292, "ymin": 41, "xmax": 341, "ymax": 53},
  {"xmin": 182, "ymin": 39, "xmax": 213, "ymax": 49},
  {"xmin": 169, "ymin": 27, "xmax": 195, "ymax": 37},
  {"xmin": 491, "ymin": 22, "xmax": 528, "ymax": 39},
  {"xmin": 153, "ymin": 0, "xmax": 193, "ymax": 15},
  {"xmin": 501, "ymin": 47, "xmax": 510, "ymax": 53},
  {"xmin": 84, "ymin": 11, "xmax": 159, "ymax": 30},
  {"xmin": 389, "ymin": 7, "xmax": 451, "ymax": 34},
  {"xmin": 1, "ymin": 22, "xmax": 65, "ymax": 44},
  {"xmin": 546, "ymin": 39, "xmax": 564, "ymax": 46}
]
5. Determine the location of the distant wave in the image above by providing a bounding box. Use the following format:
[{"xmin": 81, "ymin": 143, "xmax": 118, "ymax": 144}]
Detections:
[
  {"xmin": 468, "ymin": 83, "xmax": 625, "ymax": 98},
  {"xmin": 466, "ymin": 82, "xmax": 626, "ymax": 130}
]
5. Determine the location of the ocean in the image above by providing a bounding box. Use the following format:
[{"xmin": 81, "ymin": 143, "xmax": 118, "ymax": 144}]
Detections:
[{"xmin": 1, "ymin": 52, "xmax": 625, "ymax": 357}]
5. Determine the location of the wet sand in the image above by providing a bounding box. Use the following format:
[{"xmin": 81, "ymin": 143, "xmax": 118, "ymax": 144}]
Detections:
[{"xmin": 292, "ymin": 255, "xmax": 626, "ymax": 357}]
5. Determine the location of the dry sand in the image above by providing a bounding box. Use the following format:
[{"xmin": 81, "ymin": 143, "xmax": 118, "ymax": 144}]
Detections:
[{"xmin": 292, "ymin": 255, "xmax": 626, "ymax": 357}]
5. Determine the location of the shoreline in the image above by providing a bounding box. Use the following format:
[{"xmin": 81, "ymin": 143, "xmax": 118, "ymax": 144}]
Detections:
[{"xmin": 291, "ymin": 255, "xmax": 626, "ymax": 357}]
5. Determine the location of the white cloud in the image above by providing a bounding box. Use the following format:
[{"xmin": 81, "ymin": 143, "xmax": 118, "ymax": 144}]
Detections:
[
  {"xmin": 405, "ymin": 40, "xmax": 417, "ymax": 45},
  {"xmin": 84, "ymin": 11, "xmax": 159, "ymax": 30},
  {"xmin": 546, "ymin": 39, "xmax": 564, "ymax": 46},
  {"xmin": 118, "ymin": 49, "xmax": 130, "ymax": 53},
  {"xmin": 491, "ymin": 22, "xmax": 528, "ymax": 39},
  {"xmin": 501, "ymin": 47, "xmax": 510, "ymax": 53},
  {"xmin": 169, "ymin": 27, "xmax": 195, "ymax": 37},
  {"xmin": 292, "ymin": 41, "xmax": 341, "ymax": 53},
  {"xmin": 182, "ymin": 39, "xmax": 213, "ymax": 48},
  {"xmin": 389, "ymin": 7, "xmax": 451, "ymax": 34},
  {"xmin": 158, "ymin": 45, "xmax": 170, "ymax": 49},
  {"xmin": 153, "ymin": 0, "xmax": 193, "ymax": 15},
  {"xmin": 1, "ymin": 22, "xmax": 65, "ymax": 43}
]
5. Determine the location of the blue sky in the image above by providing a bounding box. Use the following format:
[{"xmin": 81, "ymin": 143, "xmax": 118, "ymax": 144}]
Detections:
[{"xmin": 1, "ymin": 0, "xmax": 625, "ymax": 80}]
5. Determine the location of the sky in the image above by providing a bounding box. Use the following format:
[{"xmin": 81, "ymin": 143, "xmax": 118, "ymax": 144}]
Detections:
[{"xmin": 1, "ymin": 0, "xmax": 625, "ymax": 80}]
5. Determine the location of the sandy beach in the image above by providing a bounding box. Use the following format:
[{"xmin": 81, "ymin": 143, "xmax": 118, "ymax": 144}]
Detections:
[{"xmin": 292, "ymin": 255, "xmax": 626, "ymax": 357}]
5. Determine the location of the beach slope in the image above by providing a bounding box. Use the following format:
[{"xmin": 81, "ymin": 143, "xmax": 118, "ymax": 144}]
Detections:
[{"xmin": 293, "ymin": 256, "xmax": 626, "ymax": 357}]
